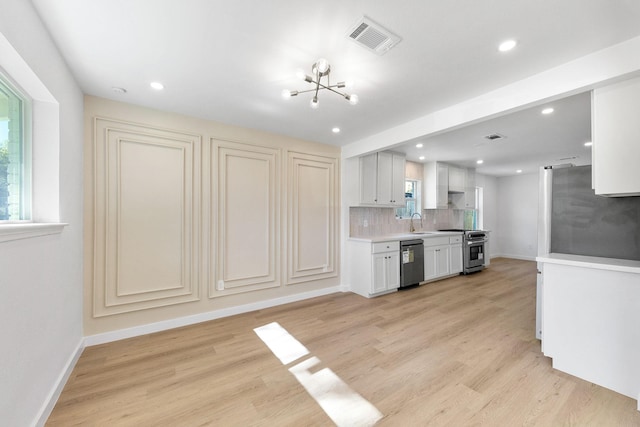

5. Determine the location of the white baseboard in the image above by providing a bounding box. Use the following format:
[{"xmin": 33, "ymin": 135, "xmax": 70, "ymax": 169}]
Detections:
[
  {"xmin": 85, "ymin": 286, "xmax": 346, "ymax": 347},
  {"xmin": 33, "ymin": 339, "xmax": 85, "ymax": 427},
  {"xmin": 493, "ymin": 253, "xmax": 537, "ymax": 262}
]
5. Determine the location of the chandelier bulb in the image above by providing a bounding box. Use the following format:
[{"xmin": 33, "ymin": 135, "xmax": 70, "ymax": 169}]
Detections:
[
  {"xmin": 316, "ymin": 58, "xmax": 329, "ymax": 74},
  {"xmin": 346, "ymin": 94, "xmax": 359, "ymax": 105},
  {"xmin": 281, "ymin": 89, "xmax": 291, "ymax": 99},
  {"xmin": 310, "ymin": 97, "xmax": 319, "ymax": 109}
]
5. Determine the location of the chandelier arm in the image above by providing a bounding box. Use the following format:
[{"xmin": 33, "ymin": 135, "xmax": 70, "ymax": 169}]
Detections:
[
  {"xmin": 294, "ymin": 88, "xmax": 322, "ymax": 95},
  {"xmin": 323, "ymin": 86, "xmax": 349, "ymax": 97},
  {"xmin": 315, "ymin": 81, "xmax": 347, "ymax": 93},
  {"xmin": 313, "ymin": 73, "xmax": 321, "ymax": 99}
]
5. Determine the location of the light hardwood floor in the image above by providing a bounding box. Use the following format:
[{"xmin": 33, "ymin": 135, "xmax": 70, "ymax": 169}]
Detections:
[{"xmin": 47, "ymin": 258, "xmax": 640, "ymax": 426}]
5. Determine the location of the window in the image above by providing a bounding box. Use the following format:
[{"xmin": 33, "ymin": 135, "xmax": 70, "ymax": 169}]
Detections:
[
  {"xmin": 396, "ymin": 179, "xmax": 421, "ymax": 218},
  {"xmin": 0, "ymin": 75, "xmax": 30, "ymax": 221},
  {"xmin": 0, "ymin": 32, "xmax": 65, "ymax": 242},
  {"xmin": 463, "ymin": 187, "xmax": 482, "ymax": 230}
]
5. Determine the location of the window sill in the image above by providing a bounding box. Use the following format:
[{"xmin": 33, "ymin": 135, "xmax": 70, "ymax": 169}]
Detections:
[{"xmin": 0, "ymin": 223, "xmax": 68, "ymax": 243}]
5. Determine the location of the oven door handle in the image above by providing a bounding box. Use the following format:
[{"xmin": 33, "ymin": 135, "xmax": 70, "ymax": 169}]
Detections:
[{"xmin": 467, "ymin": 239, "xmax": 488, "ymax": 245}]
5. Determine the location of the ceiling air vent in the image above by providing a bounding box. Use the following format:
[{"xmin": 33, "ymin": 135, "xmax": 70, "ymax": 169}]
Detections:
[
  {"xmin": 347, "ymin": 16, "xmax": 401, "ymax": 55},
  {"xmin": 484, "ymin": 133, "xmax": 506, "ymax": 141}
]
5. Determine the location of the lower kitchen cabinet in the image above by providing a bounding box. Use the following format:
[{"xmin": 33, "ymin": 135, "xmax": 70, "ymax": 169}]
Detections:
[
  {"xmin": 450, "ymin": 234, "xmax": 463, "ymax": 274},
  {"xmin": 450, "ymin": 242, "xmax": 463, "ymax": 274},
  {"xmin": 423, "ymin": 235, "xmax": 462, "ymax": 282},
  {"xmin": 349, "ymin": 240, "xmax": 400, "ymax": 298},
  {"xmin": 372, "ymin": 250, "xmax": 400, "ymax": 294},
  {"xmin": 424, "ymin": 244, "xmax": 450, "ymax": 281}
]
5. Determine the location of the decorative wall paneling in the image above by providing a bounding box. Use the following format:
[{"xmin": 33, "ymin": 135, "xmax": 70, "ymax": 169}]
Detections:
[
  {"xmin": 92, "ymin": 118, "xmax": 201, "ymax": 316},
  {"xmin": 87, "ymin": 98, "xmax": 340, "ymax": 330},
  {"xmin": 209, "ymin": 139, "xmax": 281, "ymax": 297},
  {"xmin": 287, "ymin": 152, "xmax": 338, "ymax": 284}
]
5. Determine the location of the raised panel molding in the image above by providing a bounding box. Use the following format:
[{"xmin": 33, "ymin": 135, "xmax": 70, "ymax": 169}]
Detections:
[
  {"xmin": 210, "ymin": 139, "xmax": 281, "ymax": 297},
  {"xmin": 93, "ymin": 117, "xmax": 201, "ymax": 317},
  {"xmin": 287, "ymin": 152, "xmax": 338, "ymax": 284}
]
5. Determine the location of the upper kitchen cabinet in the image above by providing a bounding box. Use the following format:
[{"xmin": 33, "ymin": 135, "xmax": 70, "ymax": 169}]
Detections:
[
  {"xmin": 424, "ymin": 162, "xmax": 449, "ymax": 209},
  {"xmin": 423, "ymin": 162, "xmax": 448, "ymax": 209},
  {"xmin": 357, "ymin": 151, "xmax": 406, "ymax": 207},
  {"xmin": 464, "ymin": 168, "xmax": 477, "ymax": 209},
  {"xmin": 425, "ymin": 162, "xmax": 476, "ymax": 210},
  {"xmin": 448, "ymin": 165, "xmax": 465, "ymax": 193},
  {"xmin": 592, "ymin": 76, "xmax": 640, "ymax": 197}
]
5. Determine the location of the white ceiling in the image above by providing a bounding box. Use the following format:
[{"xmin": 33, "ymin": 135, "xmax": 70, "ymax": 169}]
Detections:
[{"xmin": 31, "ymin": 0, "xmax": 640, "ymax": 176}]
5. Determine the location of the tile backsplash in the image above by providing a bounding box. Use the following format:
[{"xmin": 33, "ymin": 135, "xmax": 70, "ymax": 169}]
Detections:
[{"xmin": 349, "ymin": 207, "xmax": 465, "ymax": 237}]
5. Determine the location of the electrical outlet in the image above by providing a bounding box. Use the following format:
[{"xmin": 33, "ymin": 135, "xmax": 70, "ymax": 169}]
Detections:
[
  {"xmin": 363, "ymin": 219, "xmax": 368, "ymax": 227},
  {"xmin": 217, "ymin": 280, "xmax": 224, "ymax": 291}
]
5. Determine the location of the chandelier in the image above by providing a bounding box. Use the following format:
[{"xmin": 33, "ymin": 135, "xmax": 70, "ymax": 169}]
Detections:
[{"xmin": 282, "ymin": 58, "xmax": 358, "ymax": 109}]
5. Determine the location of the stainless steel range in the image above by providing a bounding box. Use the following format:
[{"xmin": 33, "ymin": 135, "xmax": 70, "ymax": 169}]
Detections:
[{"xmin": 439, "ymin": 229, "xmax": 488, "ymax": 274}]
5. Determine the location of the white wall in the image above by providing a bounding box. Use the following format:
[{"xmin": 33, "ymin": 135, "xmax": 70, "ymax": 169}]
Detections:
[
  {"xmin": 0, "ymin": 1, "xmax": 84, "ymax": 426},
  {"xmin": 496, "ymin": 172, "xmax": 539, "ymax": 260},
  {"xmin": 476, "ymin": 174, "xmax": 499, "ymax": 258}
]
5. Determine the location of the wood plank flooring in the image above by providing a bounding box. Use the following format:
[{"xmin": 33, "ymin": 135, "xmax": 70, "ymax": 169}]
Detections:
[{"xmin": 47, "ymin": 258, "xmax": 640, "ymax": 426}]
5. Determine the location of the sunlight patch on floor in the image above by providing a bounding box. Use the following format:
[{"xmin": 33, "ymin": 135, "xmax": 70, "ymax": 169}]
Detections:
[{"xmin": 254, "ymin": 322, "xmax": 383, "ymax": 426}]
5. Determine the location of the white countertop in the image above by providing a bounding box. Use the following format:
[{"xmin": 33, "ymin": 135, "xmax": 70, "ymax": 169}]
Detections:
[
  {"xmin": 348, "ymin": 231, "xmax": 463, "ymax": 243},
  {"xmin": 537, "ymin": 253, "xmax": 640, "ymax": 274}
]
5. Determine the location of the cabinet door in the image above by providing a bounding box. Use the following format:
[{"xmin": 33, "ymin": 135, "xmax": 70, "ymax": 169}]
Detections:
[
  {"xmin": 386, "ymin": 251, "xmax": 401, "ymax": 290},
  {"xmin": 449, "ymin": 166, "xmax": 465, "ymax": 193},
  {"xmin": 424, "ymin": 246, "xmax": 438, "ymax": 281},
  {"xmin": 376, "ymin": 151, "xmax": 393, "ymax": 204},
  {"xmin": 372, "ymin": 253, "xmax": 388, "ymax": 294},
  {"xmin": 391, "ymin": 153, "xmax": 406, "ymax": 206},
  {"xmin": 435, "ymin": 245, "xmax": 450, "ymax": 277},
  {"xmin": 360, "ymin": 153, "xmax": 378, "ymax": 204},
  {"xmin": 464, "ymin": 168, "xmax": 476, "ymax": 209},
  {"xmin": 450, "ymin": 243, "xmax": 463, "ymax": 274},
  {"xmin": 593, "ymin": 76, "xmax": 640, "ymax": 196},
  {"xmin": 437, "ymin": 163, "xmax": 449, "ymax": 209}
]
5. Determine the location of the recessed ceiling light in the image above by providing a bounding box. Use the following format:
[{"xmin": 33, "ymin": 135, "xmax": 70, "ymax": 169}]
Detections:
[
  {"xmin": 477, "ymin": 159, "xmax": 484, "ymax": 164},
  {"xmin": 516, "ymin": 169, "xmax": 523, "ymax": 173},
  {"xmin": 419, "ymin": 156, "xmax": 425, "ymax": 160},
  {"xmin": 111, "ymin": 86, "xmax": 127, "ymax": 94},
  {"xmin": 498, "ymin": 39, "xmax": 517, "ymax": 52},
  {"xmin": 541, "ymin": 107, "xmax": 554, "ymax": 115},
  {"xmin": 416, "ymin": 143, "xmax": 423, "ymax": 148},
  {"xmin": 584, "ymin": 141, "xmax": 593, "ymax": 147},
  {"xmin": 150, "ymin": 81, "xmax": 164, "ymax": 90},
  {"xmin": 332, "ymin": 127, "xmax": 340, "ymax": 133}
]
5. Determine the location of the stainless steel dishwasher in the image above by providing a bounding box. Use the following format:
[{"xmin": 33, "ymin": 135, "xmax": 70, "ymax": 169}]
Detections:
[{"xmin": 400, "ymin": 239, "xmax": 424, "ymax": 288}]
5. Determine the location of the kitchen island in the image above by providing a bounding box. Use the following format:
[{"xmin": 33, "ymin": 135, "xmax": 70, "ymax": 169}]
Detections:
[{"xmin": 537, "ymin": 253, "xmax": 640, "ymax": 407}]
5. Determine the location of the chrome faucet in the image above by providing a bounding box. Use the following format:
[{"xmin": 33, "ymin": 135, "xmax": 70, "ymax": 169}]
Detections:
[{"xmin": 409, "ymin": 212, "xmax": 422, "ymax": 233}]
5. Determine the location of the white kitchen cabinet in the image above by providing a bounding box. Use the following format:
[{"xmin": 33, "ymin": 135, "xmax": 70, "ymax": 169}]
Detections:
[
  {"xmin": 359, "ymin": 151, "xmax": 406, "ymax": 206},
  {"xmin": 448, "ymin": 166, "xmax": 465, "ymax": 193},
  {"xmin": 423, "ymin": 236, "xmax": 450, "ymax": 281},
  {"xmin": 348, "ymin": 240, "xmax": 400, "ymax": 298},
  {"xmin": 424, "ymin": 162, "xmax": 449, "ymax": 209},
  {"xmin": 359, "ymin": 153, "xmax": 378, "ymax": 204},
  {"xmin": 424, "ymin": 235, "xmax": 463, "ymax": 281},
  {"xmin": 464, "ymin": 168, "xmax": 477, "ymax": 209},
  {"xmin": 592, "ymin": 75, "xmax": 640, "ymax": 196},
  {"xmin": 449, "ymin": 167, "xmax": 477, "ymax": 210},
  {"xmin": 424, "ymin": 244, "xmax": 450, "ymax": 281},
  {"xmin": 372, "ymin": 250, "xmax": 400, "ymax": 294},
  {"xmin": 450, "ymin": 238, "xmax": 463, "ymax": 274}
]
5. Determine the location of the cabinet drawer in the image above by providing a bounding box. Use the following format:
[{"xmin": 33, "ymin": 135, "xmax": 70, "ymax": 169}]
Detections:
[
  {"xmin": 449, "ymin": 235, "xmax": 462, "ymax": 244},
  {"xmin": 372, "ymin": 241, "xmax": 399, "ymax": 253},
  {"xmin": 423, "ymin": 236, "xmax": 450, "ymax": 247}
]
